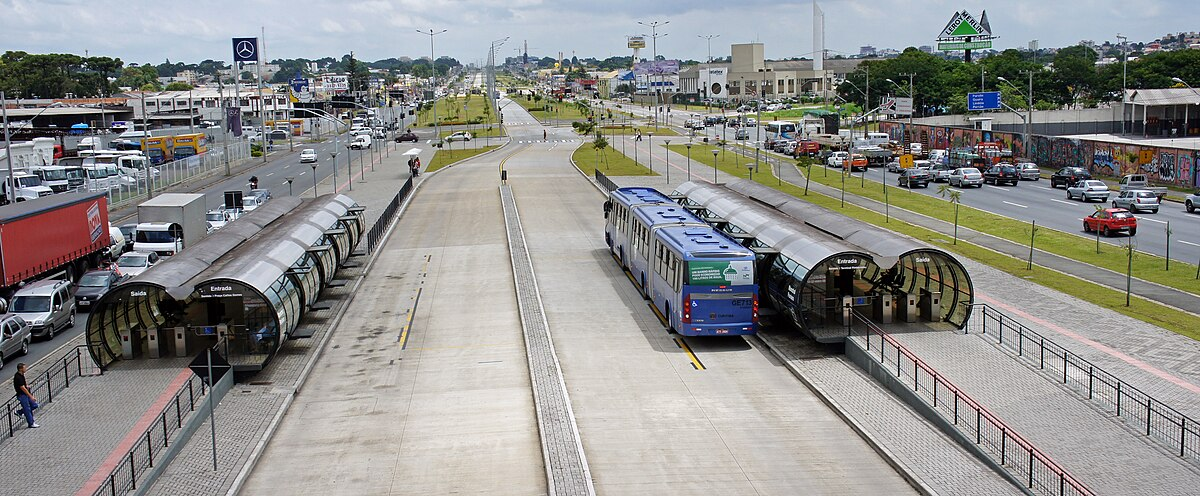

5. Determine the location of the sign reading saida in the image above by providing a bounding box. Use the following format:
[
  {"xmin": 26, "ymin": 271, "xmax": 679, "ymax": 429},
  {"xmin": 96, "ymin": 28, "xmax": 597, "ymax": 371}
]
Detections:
[{"xmin": 688, "ymin": 261, "xmax": 754, "ymax": 286}]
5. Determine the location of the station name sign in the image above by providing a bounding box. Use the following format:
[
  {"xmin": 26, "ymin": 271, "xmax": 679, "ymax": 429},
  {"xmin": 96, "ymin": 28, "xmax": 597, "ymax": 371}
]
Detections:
[{"xmin": 199, "ymin": 284, "xmax": 243, "ymax": 298}]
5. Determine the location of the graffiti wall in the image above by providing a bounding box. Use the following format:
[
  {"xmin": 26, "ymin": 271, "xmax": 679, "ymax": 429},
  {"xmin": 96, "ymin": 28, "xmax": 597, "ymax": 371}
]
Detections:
[{"xmin": 881, "ymin": 121, "xmax": 1199, "ymax": 188}]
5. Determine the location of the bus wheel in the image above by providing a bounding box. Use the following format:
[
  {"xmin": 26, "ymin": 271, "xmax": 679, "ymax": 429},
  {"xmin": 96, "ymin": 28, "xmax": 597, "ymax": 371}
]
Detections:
[{"xmin": 664, "ymin": 303, "xmax": 675, "ymax": 333}]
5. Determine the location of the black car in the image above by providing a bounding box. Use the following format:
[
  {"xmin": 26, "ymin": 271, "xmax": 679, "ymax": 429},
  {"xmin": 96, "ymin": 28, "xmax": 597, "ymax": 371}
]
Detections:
[
  {"xmin": 898, "ymin": 168, "xmax": 932, "ymax": 188},
  {"xmin": 395, "ymin": 132, "xmax": 418, "ymax": 143},
  {"xmin": 74, "ymin": 270, "xmax": 127, "ymax": 310},
  {"xmin": 983, "ymin": 164, "xmax": 1020, "ymax": 186},
  {"xmin": 1050, "ymin": 167, "xmax": 1092, "ymax": 188}
]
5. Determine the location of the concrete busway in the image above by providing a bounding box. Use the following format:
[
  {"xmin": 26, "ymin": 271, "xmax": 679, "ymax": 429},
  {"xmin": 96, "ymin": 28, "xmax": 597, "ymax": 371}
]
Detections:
[
  {"xmin": 85, "ymin": 194, "xmax": 363, "ymax": 373},
  {"xmin": 675, "ymin": 180, "xmax": 973, "ymax": 342}
]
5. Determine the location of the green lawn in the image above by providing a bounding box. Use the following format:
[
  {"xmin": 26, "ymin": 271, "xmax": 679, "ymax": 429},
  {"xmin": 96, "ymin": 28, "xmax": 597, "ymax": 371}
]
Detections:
[
  {"xmin": 426, "ymin": 145, "xmax": 501, "ymax": 173},
  {"xmin": 668, "ymin": 143, "xmax": 1200, "ymax": 339},
  {"xmin": 415, "ymin": 94, "xmax": 499, "ymax": 127},
  {"xmin": 438, "ymin": 125, "xmax": 506, "ymax": 140},
  {"xmin": 572, "ymin": 144, "xmax": 657, "ymax": 177},
  {"xmin": 512, "ymin": 97, "xmax": 593, "ymax": 122}
]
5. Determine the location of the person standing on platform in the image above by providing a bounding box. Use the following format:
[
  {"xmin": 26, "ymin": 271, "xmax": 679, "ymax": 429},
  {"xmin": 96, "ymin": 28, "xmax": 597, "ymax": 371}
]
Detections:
[{"xmin": 13, "ymin": 364, "xmax": 39, "ymax": 428}]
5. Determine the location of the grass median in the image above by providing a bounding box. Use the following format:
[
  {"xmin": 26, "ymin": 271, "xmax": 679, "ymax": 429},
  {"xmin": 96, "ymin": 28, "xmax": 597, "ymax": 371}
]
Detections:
[
  {"xmin": 416, "ymin": 94, "xmax": 498, "ymax": 128},
  {"xmin": 426, "ymin": 145, "xmax": 501, "ymax": 173},
  {"xmin": 572, "ymin": 144, "xmax": 656, "ymax": 177},
  {"xmin": 667, "ymin": 143, "xmax": 1200, "ymax": 339}
]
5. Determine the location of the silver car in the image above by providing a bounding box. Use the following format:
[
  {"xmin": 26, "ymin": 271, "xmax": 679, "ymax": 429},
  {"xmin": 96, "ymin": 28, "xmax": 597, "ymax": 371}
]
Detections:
[
  {"xmin": 948, "ymin": 168, "xmax": 984, "ymax": 188},
  {"xmin": 9, "ymin": 279, "xmax": 76, "ymax": 340},
  {"xmin": 0, "ymin": 315, "xmax": 32, "ymax": 368},
  {"xmin": 1016, "ymin": 162, "xmax": 1041, "ymax": 181},
  {"xmin": 1066, "ymin": 180, "xmax": 1111, "ymax": 202},
  {"xmin": 1112, "ymin": 189, "xmax": 1160, "ymax": 213}
]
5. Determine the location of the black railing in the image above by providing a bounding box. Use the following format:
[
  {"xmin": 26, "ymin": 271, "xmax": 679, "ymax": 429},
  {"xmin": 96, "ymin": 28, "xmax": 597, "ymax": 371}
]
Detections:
[
  {"xmin": 3, "ymin": 345, "xmax": 101, "ymax": 441},
  {"xmin": 366, "ymin": 176, "xmax": 414, "ymax": 253},
  {"xmin": 595, "ymin": 170, "xmax": 617, "ymax": 193},
  {"xmin": 850, "ymin": 310, "xmax": 1093, "ymax": 496},
  {"xmin": 968, "ymin": 303, "xmax": 1200, "ymax": 463},
  {"xmin": 90, "ymin": 373, "xmax": 206, "ymax": 496}
]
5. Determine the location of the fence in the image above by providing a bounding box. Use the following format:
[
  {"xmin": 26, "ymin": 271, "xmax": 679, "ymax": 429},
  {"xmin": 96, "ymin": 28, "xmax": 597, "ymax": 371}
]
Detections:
[
  {"xmin": 594, "ymin": 170, "xmax": 617, "ymax": 192},
  {"xmin": 3, "ymin": 344, "xmax": 101, "ymax": 441},
  {"xmin": 849, "ymin": 310, "xmax": 1093, "ymax": 496},
  {"xmin": 107, "ymin": 141, "xmax": 252, "ymax": 209},
  {"xmin": 90, "ymin": 373, "xmax": 207, "ymax": 496},
  {"xmin": 968, "ymin": 303, "xmax": 1200, "ymax": 462},
  {"xmin": 365, "ymin": 176, "xmax": 414, "ymax": 253}
]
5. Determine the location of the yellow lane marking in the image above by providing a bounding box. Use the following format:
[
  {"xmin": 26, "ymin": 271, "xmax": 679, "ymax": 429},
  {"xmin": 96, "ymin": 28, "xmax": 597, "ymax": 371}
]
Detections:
[
  {"xmin": 398, "ymin": 286, "xmax": 423, "ymax": 349},
  {"xmin": 675, "ymin": 337, "xmax": 706, "ymax": 370}
]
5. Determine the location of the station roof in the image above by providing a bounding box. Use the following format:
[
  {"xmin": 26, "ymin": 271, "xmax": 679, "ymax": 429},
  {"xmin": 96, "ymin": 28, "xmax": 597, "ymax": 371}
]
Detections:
[{"xmin": 1124, "ymin": 88, "xmax": 1200, "ymax": 106}]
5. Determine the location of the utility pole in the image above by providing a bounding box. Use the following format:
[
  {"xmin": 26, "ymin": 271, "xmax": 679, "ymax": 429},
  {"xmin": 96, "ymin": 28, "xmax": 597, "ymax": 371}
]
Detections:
[
  {"xmin": 698, "ymin": 34, "xmax": 719, "ymax": 63},
  {"xmin": 418, "ymin": 29, "xmax": 448, "ymax": 141},
  {"xmin": 639, "ymin": 20, "xmax": 669, "ymax": 129},
  {"xmin": 256, "ymin": 27, "xmax": 267, "ymax": 163},
  {"xmin": 1117, "ymin": 34, "xmax": 1128, "ymax": 135}
]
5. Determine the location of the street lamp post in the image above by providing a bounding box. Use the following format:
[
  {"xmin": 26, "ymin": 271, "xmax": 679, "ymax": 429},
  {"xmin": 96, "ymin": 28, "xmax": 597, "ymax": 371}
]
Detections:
[
  {"xmin": 711, "ymin": 148, "xmax": 718, "ymax": 183},
  {"xmin": 886, "ymin": 74, "xmax": 915, "ymax": 146},
  {"xmin": 639, "ymin": 20, "xmax": 669, "ymax": 130},
  {"xmin": 285, "ymin": 176, "xmax": 294, "ymax": 196},
  {"xmin": 647, "ymin": 132, "xmax": 654, "ymax": 174},
  {"xmin": 1117, "ymin": 34, "xmax": 1128, "ymax": 135},
  {"xmin": 310, "ymin": 164, "xmax": 318, "ymax": 198},
  {"xmin": 664, "ymin": 139, "xmax": 671, "ymax": 183},
  {"xmin": 1171, "ymin": 78, "xmax": 1199, "ymax": 138},
  {"xmin": 998, "ymin": 74, "xmax": 1034, "ymax": 152},
  {"xmin": 685, "ymin": 142, "xmax": 692, "ymax": 179},
  {"xmin": 418, "ymin": 28, "xmax": 447, "ymax": 142}
]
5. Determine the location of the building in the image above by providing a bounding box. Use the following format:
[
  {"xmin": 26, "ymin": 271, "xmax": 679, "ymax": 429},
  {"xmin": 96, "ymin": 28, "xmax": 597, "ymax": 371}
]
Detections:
[
  {"xmin": 679, "ymin": 42, "xmax": 868, "ymax": 102},
  {"xmin": 125, "ymin": 86, "xmax": 292, "ymax": 127},
  {"xmin": 859, "ymin": 46, "xmax": 877, "ymax": 57}
]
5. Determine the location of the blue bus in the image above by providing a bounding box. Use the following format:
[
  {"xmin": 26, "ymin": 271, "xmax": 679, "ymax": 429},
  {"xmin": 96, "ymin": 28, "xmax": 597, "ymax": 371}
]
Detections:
[
  {"xmin": 624, "ymin": 205, "xmax": 707, "ymax": 294},
  {"xmin": 605, "ymin": 187, "xmax": 675, "ymax": 264},
  {"xmin": 648, "ymin": 226, "xmax": 758, "ymax": 336}
]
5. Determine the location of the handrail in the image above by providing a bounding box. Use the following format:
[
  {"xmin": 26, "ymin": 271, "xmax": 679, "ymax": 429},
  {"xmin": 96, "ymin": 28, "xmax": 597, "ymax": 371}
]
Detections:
[
  {"xmin": 969, "ymin": 303, "xmax": 1200, "ymax": 462},
  {"xmin": 90, "ymin": 373, "xmax": 206, "ymax": 496},
  {"xmin": 3, "ymin": 344, "xmax": 100, "ymax": 442},
  {"xmin": 850, "ymin": 310, "xmax": 1093, "ymax": 496},
  {"xmin": 594, "ymin": 170, "xmax": 617, "ymax": 193},
  {"xmin": 366, "ymin": 176, "xmax": 413, "ymax": 253}
]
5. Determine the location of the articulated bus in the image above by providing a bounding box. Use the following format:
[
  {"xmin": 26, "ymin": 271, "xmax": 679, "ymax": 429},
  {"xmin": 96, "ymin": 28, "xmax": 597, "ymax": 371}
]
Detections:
[
  {"xmin": 647, "ymin": 225, "xmax": 758, "ymax": 336},
  {"xmin": 605, "ymin": 187, "xmax": 680, "ymax": 265},
  {"xmin": 764, "ymin": 121, "xmax": 799, "ymax": 140}
]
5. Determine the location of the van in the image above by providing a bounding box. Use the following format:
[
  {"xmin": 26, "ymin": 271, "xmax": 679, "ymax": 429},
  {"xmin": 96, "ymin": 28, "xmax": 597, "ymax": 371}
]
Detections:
[
  {"xmin": 9, "ymin": 279, "xmax": 76, "ymax": 340},
  {"xmin": 107, "ymin": 224, "xmax": 127, "ymax": 259}
]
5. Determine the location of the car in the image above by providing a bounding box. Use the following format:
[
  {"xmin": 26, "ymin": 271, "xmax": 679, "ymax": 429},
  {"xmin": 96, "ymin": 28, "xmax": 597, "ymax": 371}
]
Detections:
[
  {"xmin": 445, "ymin": 131, "xmax": 473, "ymax": 142},
  {"xmin": 119, "ymin": 224, "xmax": 137, "ymax": 247},
  {"xmin": 107, "ymin": 224, "xmax": 127, "ymax": 259},
  {"xmin": 1187, "ymin": 190, "xmax": 1200, "ymax": 213},
  {"xmin": 734, "ymin": 128, "xmax": 750, "ymax": 140},
  {"xmin": 827, "ymin": 151, "xmax": 849, "ymax": 168},
  {"xmin": 74, "ymin": 270, "xmax": 126, "ymax": 311},
  {"xmin": 1016, "ymin": 162, "xmax": 1041, "ymax": 181},
  {"xmin": 9, "ymin": 279, "xmax": 75, "ymax": 340},
  {"xmin": 1050, "ymin": 167, "xmax": 1092, "ymax": 188},
  {"xmin": 948, "ymin": 167, "xmax": 984, "ymax": 188},
  {"xmin": 1084, "ymin": 208, "xmax": 1137, "ymax": 237},
  {"xmin": 1111, "ymin": 189, "xmax": 1160, "ymax": 213},
  {"xmin": 898, "ymin": 168, "xmax": 931, "ymax": 188},
  {"xmin": 0, "ymin": 315, "xmax": 32, "ymax": 368},
  {"xmin": 299, "ymin": 148, "xmax": 317, "ymax": 163},
  {"xmin": 348, "ymin": 135, "xmax": 372, "ymax": 150},
  {"xmin": 1065, "ymin": 180, "xmax": 1111, "ymax": 202},
  {"xmin": 395, "ymin": 131, "xmax": 418, "ymax": 143},
  {"xmin": 116, "ymin": 251, "xmax": 160, "ymax": 277},
  {"xmin": 931, "ymin": 163, "xmax": 956, "ymax": 182},
  {"xmin": 372, "ymin": 128, "xmax": 387, "ymax": 139},
  {"xmin": 844, "ymin": 154, "xmax": 868, "ymax": 172},
  {"xmin": 206, "ymin": 209, "xmax": 233, "ymax": 231},
  {"xmin": 886, "ymin": 160, "xmax": 903, "ymax": 172},
  {"xmin": 983, "ymin": 164, "xmax": 1020, "ymax": 186},
  {"xmin": 267, "ymin": 129, "xmax": 289, "ymax": 141}
]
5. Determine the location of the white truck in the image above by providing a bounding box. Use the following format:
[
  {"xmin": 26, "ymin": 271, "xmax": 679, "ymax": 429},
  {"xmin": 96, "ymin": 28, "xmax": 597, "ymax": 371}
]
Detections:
[
  {"xmin": 133, "ymin": 193, "xmax": 206, "ymax": 257},
  {"xmin": 0, "ymin": 137, "xmax": 56, "ymax": 170},
  {"xmin": 0, "ymin": 170, "xmax": 54, "ymax": 204},
  {"xmin": 1118, "ymin": 174, "xmax": 1168, "ymax": 201}
]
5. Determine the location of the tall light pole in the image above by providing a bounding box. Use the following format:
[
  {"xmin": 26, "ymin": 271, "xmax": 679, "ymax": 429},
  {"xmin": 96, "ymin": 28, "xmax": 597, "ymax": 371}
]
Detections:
[
  {"xmin": 639, "ymin": 20, "xmax": 669, "ymax": 129},
  {"xmin": 1173, "ymin": 77, "xmax": 1199, "ymax": 138},
  {"xmin": 998, "ymin": 74, "xmax": 1034, "ymax": 154},
  {"xmin": 418, "ymin": 28, "xmax": 447, "ymax": 141},
  {"xmin": 1117, "ymin": 34, "xmax": 1128, "ymax": 135},
  {"xmin": 886, "ymin": 74, "xmax": 915, "ymax": 146},
  {"xmin": 698, "ymin": 34, "xmax": 719, "ymax": 63}
]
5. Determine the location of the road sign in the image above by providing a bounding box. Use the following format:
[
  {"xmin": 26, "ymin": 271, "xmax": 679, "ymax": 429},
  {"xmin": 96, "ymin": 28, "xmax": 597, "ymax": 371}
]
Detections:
[
  {"xmin": 893, "ymin": 97, "xmax": 914, "ymax": 115},
  {"xmin": 967, "ymin": 91, "xmax": 1001, "ymax": 111},
  {"xmin": 189, "ymin": 349, "xmax": 231, "ymax": 384},
  {"xmin": 1139, "ymin": 149, "xmax": 1154, "ymax": 164},
  {"xmin": 899, "ymin": 154, "xmax": 914, "ymax": 169},
  {"xmin": 232, "ymin": 38, "xmax": 258, "ymax": 63}
]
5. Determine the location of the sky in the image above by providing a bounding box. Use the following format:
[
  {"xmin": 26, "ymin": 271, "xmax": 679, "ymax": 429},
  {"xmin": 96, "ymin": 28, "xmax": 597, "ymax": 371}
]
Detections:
[{"xmin": 0, "ymin": 0, "xmax": 1194, "ymax": 66}]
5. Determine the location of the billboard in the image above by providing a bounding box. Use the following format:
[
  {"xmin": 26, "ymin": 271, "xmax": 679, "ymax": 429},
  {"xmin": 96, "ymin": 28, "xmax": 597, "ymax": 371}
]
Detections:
[
  {"xmin": 936, "ymin": 10, "xmax": 995, "ymax": 51},
  {"xmin": 634, "ymin": 60, "xmax": 679, "ymax": 75},
  {"xmin": 967, "ymin": 92, "xmax": 1001, "ymax": 111},
  {"xmin": 322, "ymin": 75, "xmax": 349, "ymax": 91},
  {"xmin": 893, "ymin": 97, "xmax": 913, "ymax": 115},
  {"xmin": 628, "ymin": 36, "xmax": 646, "ymax": 49},
  {"xmin": 700, "ymin": 68, "xmax": 728, "ymax": 99}
]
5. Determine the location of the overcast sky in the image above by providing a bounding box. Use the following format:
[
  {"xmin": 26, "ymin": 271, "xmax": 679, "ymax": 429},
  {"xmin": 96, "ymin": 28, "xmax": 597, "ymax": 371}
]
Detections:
[{"xmin": 1, "ymin": 0, "xmax": 1193, "ymax": 66}]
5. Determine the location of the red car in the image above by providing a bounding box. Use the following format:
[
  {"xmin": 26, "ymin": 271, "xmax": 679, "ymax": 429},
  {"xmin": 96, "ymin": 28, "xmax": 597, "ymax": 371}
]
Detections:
[
  {"xmin": 394, "ymin": 131, "xmax": 418, "ymax": 143},
  {"xmin": 1084, "ymin": 208, "xmax": 1137, "ymax": 236}
]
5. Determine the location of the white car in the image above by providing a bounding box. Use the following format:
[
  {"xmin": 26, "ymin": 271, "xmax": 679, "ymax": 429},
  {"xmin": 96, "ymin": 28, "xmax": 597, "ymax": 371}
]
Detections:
[
  {"xmin": 826, "ymin": 151, "xmax": 848, "ymax": 168},
  {"xmin": 1066, "ymin": 180, "xmax": 1111, "ymax": 202},
  {"xmin": 116, "ymin": 251, "xmax": 160, "ymax": 277},
  {"xmin": 348, "ymin": 135, "xmax": 372, "ymax": 150},
  {"xmin": 206, "ymin": 209, "xmax": 233, "ymax": 231},
  {"xmin": 299, "ymin": 148, "xmax": 317, "ymax": 163},
  {"xmin": 948, "ymin": 168, "xmax": 983, "ymax": 188},
  {"xmin": 445, "ymin": 131, "xmax": 472, "ymax": 142}
]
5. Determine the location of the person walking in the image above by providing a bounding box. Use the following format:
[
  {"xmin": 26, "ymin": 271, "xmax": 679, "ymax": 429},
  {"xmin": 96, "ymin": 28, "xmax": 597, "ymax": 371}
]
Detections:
[
  {"xmin": 543, "ymin": 129, "xmax": 547, "ymax": 141},
  {"xmin": 13, "ymin": 363, "xmax": 39, "ymax": 428}
]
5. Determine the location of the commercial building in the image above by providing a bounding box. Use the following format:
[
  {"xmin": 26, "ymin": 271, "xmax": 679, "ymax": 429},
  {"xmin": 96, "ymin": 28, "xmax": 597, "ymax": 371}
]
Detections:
[{"xmin": 679, "ymin": 42, "xmax": 871, "ymax": 102}]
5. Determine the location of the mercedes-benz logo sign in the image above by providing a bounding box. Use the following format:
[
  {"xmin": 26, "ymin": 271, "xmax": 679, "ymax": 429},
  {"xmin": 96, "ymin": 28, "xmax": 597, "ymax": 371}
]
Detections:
[{"xmin": 237, "ymin": 41, "xmax": 255, "ymax": 59}]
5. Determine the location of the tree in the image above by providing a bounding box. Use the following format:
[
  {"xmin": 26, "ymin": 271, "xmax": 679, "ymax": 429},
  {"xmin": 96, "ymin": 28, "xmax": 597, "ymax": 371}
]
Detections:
[
  {"xmin": 1052, "ymin": 45, "xmax": 1099, "ymax": 107},
  {"xmin": 164, "ymin": 81, "xmax": 193, "ymax": 91},
  {"xmin": 938, "ymin": 184, "xmax": 962, "ymax": 244},
  {"xmin": 592, "ymin": 131, "xmax": 610, "ymax": 169}
]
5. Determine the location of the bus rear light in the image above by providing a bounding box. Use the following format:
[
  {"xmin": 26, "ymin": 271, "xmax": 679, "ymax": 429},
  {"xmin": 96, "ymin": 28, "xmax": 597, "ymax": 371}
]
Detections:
[
  {"xmin": 752, "ymin": 294, "xmax": 759, "ymax": 323},
  {"xmin": 682, "ymin": 295, "xmax": 692, "ymax": 323}
]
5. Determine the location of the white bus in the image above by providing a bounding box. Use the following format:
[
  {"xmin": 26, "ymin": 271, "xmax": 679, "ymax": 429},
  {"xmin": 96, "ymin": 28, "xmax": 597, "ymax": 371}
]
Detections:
[{"xmin": 764, "ymin": 121, "xmax": 799, "ymax": 140}]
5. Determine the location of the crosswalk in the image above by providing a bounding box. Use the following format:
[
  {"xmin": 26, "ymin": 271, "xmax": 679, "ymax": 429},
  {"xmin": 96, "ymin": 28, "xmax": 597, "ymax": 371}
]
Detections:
[{"xmin": 514, "ymin": 139, "xmax": 580, "ymax": 144}]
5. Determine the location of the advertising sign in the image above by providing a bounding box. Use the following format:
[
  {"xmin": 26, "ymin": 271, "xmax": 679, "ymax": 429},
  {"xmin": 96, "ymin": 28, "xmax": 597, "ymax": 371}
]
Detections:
[
  {"xmin": 967, "ymin": 92, "xmax": 1001, "ymax": 111},
  {"xmin": 936, "ymin": 10, "xmax": 995, "ymax": 51},
  {"xmin": 893, "ymin": 97, "xmax": 914, "ymax": 115},
  {"xmin": 322, "ymin": 75, "xmax": 349, "ymax": 91},
  {"xmin": 627, "ymin": 36, "xmax": 646, "ymax": 49},
  {"xmin": 232, "ymin": 37, "xmax": 258, "ymax": 63},
  {"xmin": 688, "ymin": 261, "xmax": 754, "ymax": 286},
  {"xmin": 225, "ymin": 106, "xmax": 242, "ymax": 137},
  {"xmin": 634, "ymin": 60, "xmax": 680, "ymax": 75}
]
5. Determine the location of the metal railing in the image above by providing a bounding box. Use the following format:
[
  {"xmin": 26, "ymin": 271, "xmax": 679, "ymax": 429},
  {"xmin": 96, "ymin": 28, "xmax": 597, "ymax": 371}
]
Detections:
[
  {"xmin": 366, "ymin": 176, "xmax": 414, "ymax": 253},
  {"xmin": 3, "ymin": 344, "xmax": 101, "ymax": 441},
  {"xmin": 594, "ymin": 170, "xmax": 617, "ymax": 192},
  {"xmin": 968, "ymin": 303, "xmax": 1200, "ymax": 462},
  {"xmin": 106, "ymin": 141, "xmax": 252, "ymax": 209},
  {"xmin": 850, "ymin": 310, "xmax": 1093, "ymax": 496},
  {"xmin": 90, "ymin": 373, "xmax": 206, "ymax": 496}
]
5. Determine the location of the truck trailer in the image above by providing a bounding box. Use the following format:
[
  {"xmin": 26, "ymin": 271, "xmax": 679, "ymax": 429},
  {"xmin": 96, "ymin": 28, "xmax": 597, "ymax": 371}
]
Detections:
[{"xmin": 0, "ymin": 192, "xmax": 111, "ymax": 300}]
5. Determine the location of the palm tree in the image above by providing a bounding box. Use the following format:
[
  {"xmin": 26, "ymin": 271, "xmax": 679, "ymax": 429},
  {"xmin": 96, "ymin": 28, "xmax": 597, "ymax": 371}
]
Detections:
[{"xmin": 938, "ymin": 184, "xmax": 962, "ymax": 245}]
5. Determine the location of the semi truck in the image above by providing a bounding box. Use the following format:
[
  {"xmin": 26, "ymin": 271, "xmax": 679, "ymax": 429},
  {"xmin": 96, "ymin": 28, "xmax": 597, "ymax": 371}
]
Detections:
[
  {"xmin": 0, "ymin": 192, "xmax": 112, "ymax": 301},
  {"xmin": 134, "ymin": 193, "xmax": 206, "ymax": 257}
]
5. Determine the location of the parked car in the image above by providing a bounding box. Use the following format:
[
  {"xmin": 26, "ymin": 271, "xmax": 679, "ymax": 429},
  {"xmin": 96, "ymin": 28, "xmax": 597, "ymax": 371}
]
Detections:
[
  {"xmin": 116, "ymin": 251, "xmax": 160, "ymax": 277},
  {"xmin": 898, "ymin": 168, "xmax": 931, "ymax": 188},
  {"xmin": 0, "ymin": 315, "xmax": 31, "ymax": 368},
  {"xmin": 1084, "ymin": 208, "xmax": 1137, "ymax": 237},
  {"xmin": 1112, "ymin": 189, "xmax": 1161, "ymax": 213},
  {"xmin": 445, "ymin": 131, "xmax": 472, "ymax": 142},
  {"xmin": 74, "ymin": 270, "xmax": 127, "ymax": 311},
  {"xmin": 983, "ymin": 164, "xmax": 1020, "ymax": 186},
  {"xmin": 1187, "ymin": 190, "xmax": 1200, "ymax": 213},
  {"xmin": 948, "ymin": 167, "xmax": 984, "ymax": 188},
  {"xmin": 1016, "ymin": 162, "xmax": 1041, "ymax": 181},
  {"xmin": 1050, "ymin": 167, "xmax": 1092, "ymax": 188},
  {"xmin": 1066, "ymin": 180, "xmax": 1112, "ymax": 202},
  {"xmin": 299, "ymin": 148, "xmax": 317, "ymax": 163},
  {"xmin": 9, "ymin": 279, "xmax": 75, "ymax": 340},
  {"xmin": 395, "ymin": 131, "xmax": 418, "ymax": 143}
]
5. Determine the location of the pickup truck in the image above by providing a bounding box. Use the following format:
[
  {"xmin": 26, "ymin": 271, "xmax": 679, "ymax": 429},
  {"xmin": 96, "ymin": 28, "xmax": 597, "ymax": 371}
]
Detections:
[{"xmin": 1118, "ymin": 174, "xmax": 1167, "ymax": 200}]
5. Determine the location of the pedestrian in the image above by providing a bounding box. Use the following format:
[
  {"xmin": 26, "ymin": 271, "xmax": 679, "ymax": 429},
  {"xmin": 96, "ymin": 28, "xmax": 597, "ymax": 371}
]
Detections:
[
  {"xmin": 543, "ymin": 129, "xmax": 547, "ymax": 141},
  {"xmin": 13, "ymin": 363, "xmax": 39, "ymax": 428}
]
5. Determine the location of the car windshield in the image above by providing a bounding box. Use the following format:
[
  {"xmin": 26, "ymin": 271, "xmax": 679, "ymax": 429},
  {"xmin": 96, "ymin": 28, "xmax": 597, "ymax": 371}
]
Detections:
[
  {"xmin": 79, "ymin": 273, "xmax": 111, "ymax": 287},
  {"xmin": 1082, "ymin": 181, "xmax": 1103, "ymax": 187},
  {"xmin": 39, "ymin": 169, "xmax": 68, "ymax": 181},
  {"xmin": 1135, "ymin": 192, "xmax": 1156, "ymax": 198},
  {"xmin": 207, "ymin": 212, "xmax": 226, "ymax": 222},
  {"xmin": 1112, "ymin": 212, "xmax": 1133, "ymax": 219},
  {"xmin": 11, "ymin": 295, "xmax": 50, "ymax": 313},
  {"xmin": 135, "ymin": 230, "xmax": 177, "ymax": 243},
  {"xmin": 117, "ymin": 255, "xmax": 148, "ymax": 267}
]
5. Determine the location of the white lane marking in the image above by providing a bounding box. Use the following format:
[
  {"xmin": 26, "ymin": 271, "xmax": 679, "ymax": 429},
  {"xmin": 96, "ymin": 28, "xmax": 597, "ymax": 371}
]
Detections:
[
  {"xmin": 1138, "ymin": 217, "xmax": 1167, "ymax": 225},
  {"xmin": 1050, "ymin": 199, "xmax": 1076, "ymax": 206},
  {"xmin": 266, "ymin": 172, "xmax": 275, "ymax": 176},
  {"xmin": 1179, "ymin": 240, "xmax": 1200, "ymax": 247},
  {"xmin": 1003, "ymin": 201, "xmax": 1028, "ymax": 209},
  {"xmin": 985, "ymin": 185, "xmax": 1008, "ymax": 191},
  {"xmin": 298, "ymin": 171, "xmax": 306, "ymax": 176}
]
